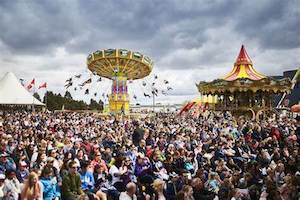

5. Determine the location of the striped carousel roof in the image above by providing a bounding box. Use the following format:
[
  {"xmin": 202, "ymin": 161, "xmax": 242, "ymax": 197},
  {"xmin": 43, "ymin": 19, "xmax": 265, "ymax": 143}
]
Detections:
[{"xmin": 223, "ymin": 45, "xmax": 266, "ymax": 81}]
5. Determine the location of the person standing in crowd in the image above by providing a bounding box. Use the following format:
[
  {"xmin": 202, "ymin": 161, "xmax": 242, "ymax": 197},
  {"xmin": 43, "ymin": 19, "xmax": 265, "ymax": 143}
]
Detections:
[
  {"xmin": 132, "ymin": 121, "xmax": 144, "ymax": 147},
  {"xmin": 62, "ymin": 161, "xmax": 83, "ymax": 200},
  {"xmin": 21, "ymin": 171, "xmax": 43, "ymax": 200}
]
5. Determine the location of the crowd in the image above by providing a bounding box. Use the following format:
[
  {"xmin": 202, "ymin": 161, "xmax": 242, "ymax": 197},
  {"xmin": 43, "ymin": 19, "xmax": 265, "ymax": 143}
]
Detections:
[{"xmin": 0, "ymin": 110, "xmax": 299, "ymax": 200}]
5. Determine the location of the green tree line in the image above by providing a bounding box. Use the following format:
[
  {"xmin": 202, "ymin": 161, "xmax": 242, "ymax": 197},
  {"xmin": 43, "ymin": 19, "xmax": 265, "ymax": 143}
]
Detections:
[{"xmin": 34, "ymin": 91, "xmax": 104, "ymax": 111}]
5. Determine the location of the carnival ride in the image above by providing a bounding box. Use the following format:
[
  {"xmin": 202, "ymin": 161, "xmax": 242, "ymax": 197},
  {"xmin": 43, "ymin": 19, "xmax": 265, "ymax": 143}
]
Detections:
[
  {"xmin": 197, "ymin": 45, "xmax": 292, "ymax": 118},
  {"xmin": 86, "ymin": 49, "xmax": 153, "ymax": 114}
]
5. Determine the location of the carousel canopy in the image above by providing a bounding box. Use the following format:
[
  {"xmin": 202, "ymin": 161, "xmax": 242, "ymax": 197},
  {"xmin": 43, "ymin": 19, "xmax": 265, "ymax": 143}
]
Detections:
[
  {"xmin": 197, "ymin": 45, "xmax": 292, "ymax": 95},
  {"xmin": 0, "ymin": 72, "xmax": 44, "ymax": 106},
  {"xmin": 223, "ymin": 45, "xmax": 266, "ymax": 81}
]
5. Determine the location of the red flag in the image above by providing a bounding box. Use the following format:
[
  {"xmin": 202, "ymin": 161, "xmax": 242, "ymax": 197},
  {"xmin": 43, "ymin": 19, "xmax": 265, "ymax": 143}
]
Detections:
[
  {"xmin": 30, "ymin": 79, "xmax": 35, "ymax": 85},
  {"xmin": 27, "ymin": 84, "xmax": 33, "ymax": 90},
  {"xmin": 38, "ymin": 82, "xmax": 47, "ymax": 89}
]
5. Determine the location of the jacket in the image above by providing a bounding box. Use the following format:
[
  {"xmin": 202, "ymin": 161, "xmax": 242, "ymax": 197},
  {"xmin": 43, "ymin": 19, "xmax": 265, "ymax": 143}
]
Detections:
[
  {"xmin": 61, "ymin": 173, "xmax": 83, "ymax": 199},
  {"xmin": 40, "ymin": 177, "xmax": 56, "ymax": 200}
]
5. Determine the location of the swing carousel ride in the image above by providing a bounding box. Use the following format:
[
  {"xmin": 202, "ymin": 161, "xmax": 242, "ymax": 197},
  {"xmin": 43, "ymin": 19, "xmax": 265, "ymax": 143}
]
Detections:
[
  {"xmin": 85, "ymin": 49, "xmax": 153, "ymax": 114},
  {"xmin": 64, "ymin": 49, "xmax": 172, "ymax": 115}
]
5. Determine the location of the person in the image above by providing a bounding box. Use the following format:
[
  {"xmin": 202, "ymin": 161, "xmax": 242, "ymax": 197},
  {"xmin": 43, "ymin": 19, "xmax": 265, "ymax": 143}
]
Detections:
[
  {"xmin": 0, "ymin": 173, "xmax": 5, "ymax": 199},
  {"xmin": 109, "ymin": 156, "xmax": 127, "ymax": 192},
  {"xmin": 16, "ymin": 160, "xmax": 29, "ymax": 183},
  {"xmin": 132, "ymin": 122, "xmax": 144, "ymax": 147},
  {"xmin": 2, "ymin": 169, "xmax": 21, "ymax": 200},
  {"xmin": 79, "ymin": 161, "xmax": 95, "ymax": 192},
  {"xmin": 0, "ymin": 153, "xmax": 16, "ymax": 174},
  {"xmin": 91, "ymin": 152, "xmax": 108, "ymax": 174},
  {"xmin": 152, "ymin": 179, "xmax": 167, "ymax": 200},
  {"xmin": 181, "ymin": 185, "xmax": 194, "ymax": 200},
  {"xmin": 1, "ymin": 109, "xmax": 300, "ymax": 200},
  {"xmin": 191, "ymin": 177, "xmax": 215, "ymax": 200},
  {"xmin": 21, "ymin": 171, "xmax": 43, "ymax": 200},
  {"xmin": 119, "ymin": 182, "xmax": 137, "ymax": 200},
  {"xmin": 40, "ymin": 167, "xmax": 60, "ymax": 200},
  {"xmin": 61, "ymin": 160, "xmax": 83, "ymax": 200}
]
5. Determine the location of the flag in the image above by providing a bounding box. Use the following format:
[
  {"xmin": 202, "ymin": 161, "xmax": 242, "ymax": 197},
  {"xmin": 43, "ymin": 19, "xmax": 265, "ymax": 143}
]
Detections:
[
  {"xmin": 38, "ymin": 82, "xmax": 47, "ymax": 89},
  {"xmin": 30, "ymin": 79, "xmax": 35, "ymax": 85},
  {"xmin": 81, "ymin": 78, "xmax": 92, "ymax": 86},
  {"xmin": 27, "ymin": 84, "xmax": 33, "ymax": 90},
  {"xmin": 64, "ymin": 82, "xmax": 73, "ymax": 89},
  {"xmin": 26, "ymin": 78, "xmax": 35, "ymax": 90},
  {"xmin": 65, "ymin": 78, "xmax": 72, "ymax": 83},
  {"xmin": 19, "ymin": 79, "xmax": 25, "ymax": 86}
]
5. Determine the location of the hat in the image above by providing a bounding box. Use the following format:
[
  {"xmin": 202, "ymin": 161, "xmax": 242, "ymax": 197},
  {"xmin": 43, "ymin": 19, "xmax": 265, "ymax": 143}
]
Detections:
[
  {"xmin": 0, "ymin": 174, "xmax": 5, "ymax": 179},
  {"xmin": 56, "ymin": 143, "xmax": 64, "ymax": 148}
]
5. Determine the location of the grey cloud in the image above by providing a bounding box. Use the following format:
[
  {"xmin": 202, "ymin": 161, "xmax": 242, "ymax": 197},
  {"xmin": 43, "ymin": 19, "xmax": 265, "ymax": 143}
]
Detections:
[
  {"xmin": 233, "ymin": 0, "xmax": 300, "ymax": 49},
  {"xmin": 1, "ymin": 0, "xmax": 300, "ymax": 104}
]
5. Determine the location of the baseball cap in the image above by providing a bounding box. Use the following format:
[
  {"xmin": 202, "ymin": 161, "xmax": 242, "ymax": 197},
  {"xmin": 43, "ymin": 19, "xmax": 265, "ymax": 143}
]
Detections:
[{"xmin": 0, "ymin": 174, "xmax": 5, "ymax": 179}]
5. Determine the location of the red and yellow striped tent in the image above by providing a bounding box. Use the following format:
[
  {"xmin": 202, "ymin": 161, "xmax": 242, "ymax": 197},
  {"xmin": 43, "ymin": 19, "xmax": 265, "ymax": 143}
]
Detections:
[{"xmin": 223, "ymin": 45, "xmax": 266, "ymax": 81}]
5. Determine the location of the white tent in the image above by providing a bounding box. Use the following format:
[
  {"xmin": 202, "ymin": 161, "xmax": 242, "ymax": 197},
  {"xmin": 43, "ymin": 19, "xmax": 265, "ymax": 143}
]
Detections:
[{"xmin": 0, "ymin": 72, "xmax": 44, "ymax": 106}]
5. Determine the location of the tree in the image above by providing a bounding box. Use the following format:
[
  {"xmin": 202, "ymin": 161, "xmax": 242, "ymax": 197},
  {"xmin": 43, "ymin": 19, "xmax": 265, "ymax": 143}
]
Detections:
[
  {"xmin": 98, "ymin": 99, "xmax": 104, "ymax": 112},
  {"xmin": 89, "ymin": 99, "xmax": 99, "ymax": 110},
  {"xmin": 64, "ymin": 91, "xmax": 73, "ymax": 99},
  {"xmin": 33, "ymin": 92, "xmax": 41, "ymax": 101}
]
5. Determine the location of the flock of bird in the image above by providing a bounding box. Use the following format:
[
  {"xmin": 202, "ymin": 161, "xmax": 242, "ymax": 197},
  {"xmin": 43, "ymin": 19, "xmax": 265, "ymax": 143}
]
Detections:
[{"xmin": 64, "ymin": 72, "xmax": 173, "ymax": 102}]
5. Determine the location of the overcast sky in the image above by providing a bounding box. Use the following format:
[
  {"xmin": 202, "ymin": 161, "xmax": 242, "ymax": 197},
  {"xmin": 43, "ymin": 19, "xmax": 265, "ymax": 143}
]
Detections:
[{"xmin": 0, "ymin": 0, "xmax": 299, "ymax": 105}]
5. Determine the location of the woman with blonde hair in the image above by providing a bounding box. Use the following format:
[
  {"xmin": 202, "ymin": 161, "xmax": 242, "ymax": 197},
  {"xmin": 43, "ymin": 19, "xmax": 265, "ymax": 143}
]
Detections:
[
  {"xmin": 21, "ymin": 172, "xmax": 43, "ymax": 200},
  {"xmin": 152, "ymin": 179, "xmax": 166, "ymax": 200}
]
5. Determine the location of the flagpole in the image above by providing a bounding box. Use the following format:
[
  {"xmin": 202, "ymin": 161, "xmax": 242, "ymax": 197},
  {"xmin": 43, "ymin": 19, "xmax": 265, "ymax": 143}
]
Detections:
[
  {"xmin": 45, "ymin": 89, "xmax": 48, "ymax": 110},
  {"xmin": 33, "ymin": 80, "xmax": 35, "ymax": 112}
]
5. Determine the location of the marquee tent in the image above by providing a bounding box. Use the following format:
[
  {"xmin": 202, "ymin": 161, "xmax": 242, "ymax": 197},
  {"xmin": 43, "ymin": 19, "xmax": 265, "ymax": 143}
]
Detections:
[{"xmin": 0, "ymin": 72, "xmax": 44, "ymax": 106}]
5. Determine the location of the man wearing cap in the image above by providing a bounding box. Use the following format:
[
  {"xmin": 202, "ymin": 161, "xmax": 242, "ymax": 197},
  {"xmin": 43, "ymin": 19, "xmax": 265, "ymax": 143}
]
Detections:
[{"xmin": 0, "ymin": 152, "xmax": 16, "ymax": 174}]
